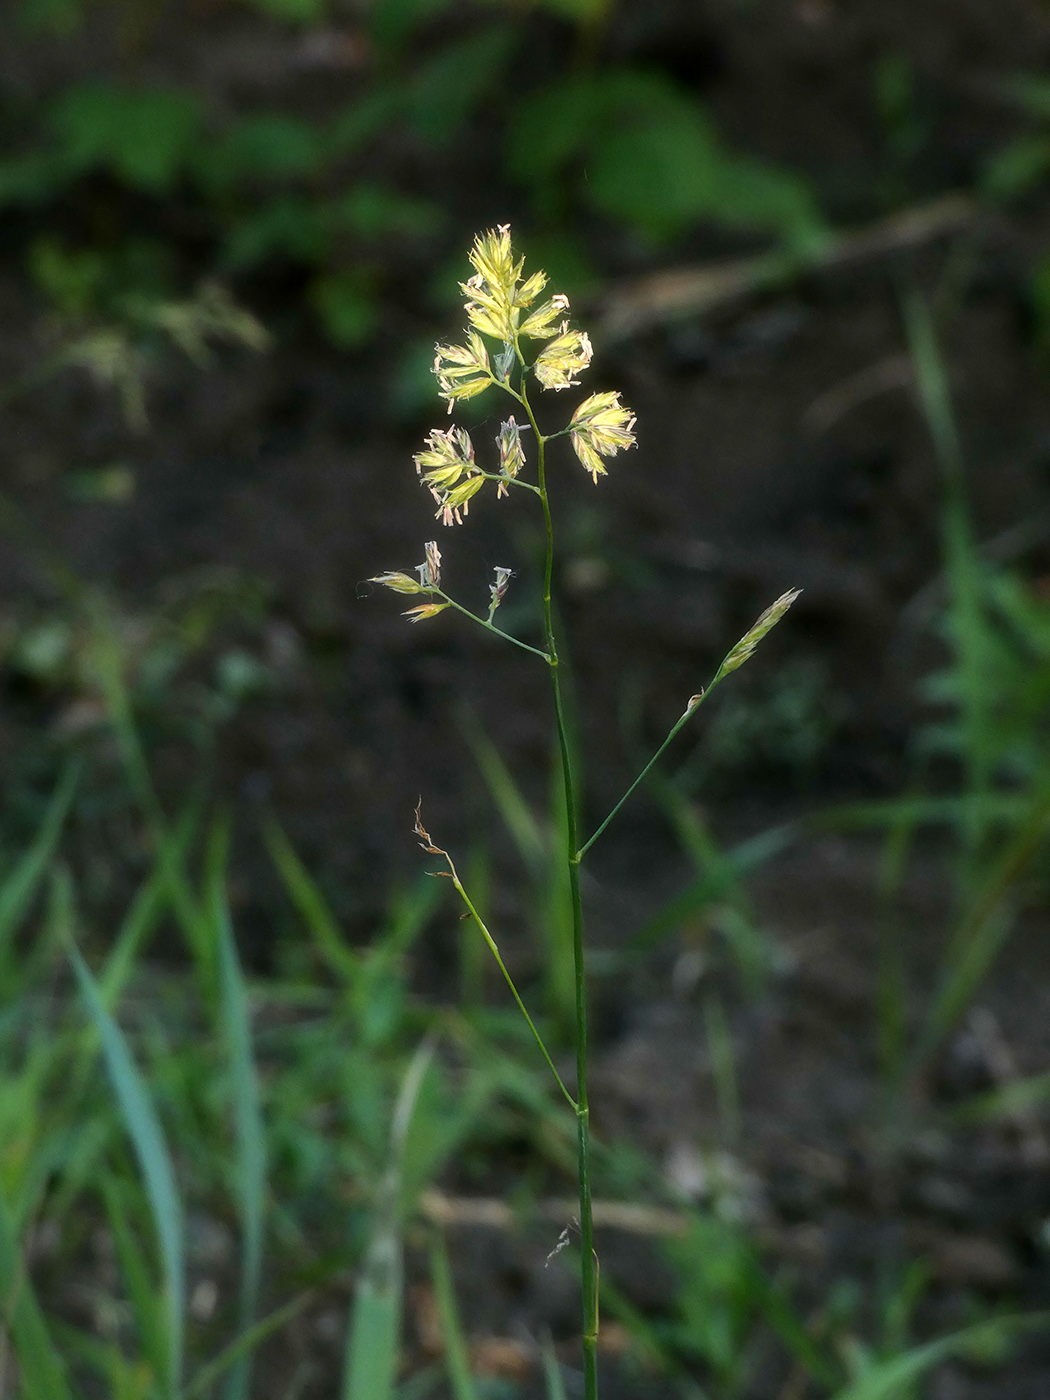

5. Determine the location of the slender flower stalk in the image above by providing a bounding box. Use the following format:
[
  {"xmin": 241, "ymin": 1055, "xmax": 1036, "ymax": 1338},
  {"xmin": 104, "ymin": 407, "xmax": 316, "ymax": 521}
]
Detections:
[{"xmin": 369, "ymin": 226, "xmax": 799, "ymax": 1399}]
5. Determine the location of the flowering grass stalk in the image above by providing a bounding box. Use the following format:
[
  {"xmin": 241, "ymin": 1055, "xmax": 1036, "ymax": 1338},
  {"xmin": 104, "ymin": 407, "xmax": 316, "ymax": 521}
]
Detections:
[{"xmin": 372, "ymin": 226, "xmax": 798, "ymax": 1397}]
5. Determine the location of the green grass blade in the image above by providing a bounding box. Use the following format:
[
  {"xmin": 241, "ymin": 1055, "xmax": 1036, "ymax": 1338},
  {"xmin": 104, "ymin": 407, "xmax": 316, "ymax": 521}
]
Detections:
[
  {"xmin": 832, "ymin": 1313, "xmax": 1046, "ymax": 1400},
  {"xmin": 343, "ymin": 1220, "xmax": 403, "ymax": 1400},
  {"xmin": 100, "ymin": 798, "xmax": 202, "ymax": 1009},
  {"xmin": 745, "ymin": 1259, "xmax": 837, "ymax": 1390},
  {"xmin": 915, "ymin": 779, "xmax": 1050, "ymax": 1072},
  {"xmin": 263, "ymin": 817, "xmax": 358, "ymax": 984},
  {"xmin": 208, "ymin": 824, "xmax": 267, "ymax": 1400},
  {"xmin": 70, "ymin": 945, "xmax": 185, "ymax": 1395},
  {"xmin": 458, "ymin": 715, "xmax": 546, "ymax": 876},
  {"xmin": 544, "ymin": 761, "xmax": 576, "ymax": 1033},
  {"xmin": 904, "ymin": 291, "xmax": 995, "ymax": 864},
  {"xmin": 629, "ymin": 823, "xmax": 795, "ymax": 955},
  {"xmin": 428, "ymin": 1231, "xmax": 478, "ymax": 1400},
  {"xmin": 381, "ymin": 876, "xmax": 445, "ymax": 960},
  {"xmin": 102, "ymin": 1173, "xmax": 169, "ymax": 1386},
  {"xmin": 944, "ymin": 1068, "xmax": 1050, "ymax": 1127},
  {"xmin": 181, "ymin": 1291, "xmax": 314, "ymax": 1400},
  {"xmin": 343, "ymin": 1043, "xmax": 434, "ymax": 1400},
  {"xmin": 540, "ymin": 1332, "xmax": 569, "ymax": 1400},
  {"xmin": 0, "ymin": 1186, "xmax": 74, "ymax": 1400},
  {"xmin": 0, "ymin": 762, "xmax": 78, "ymax": 967}
]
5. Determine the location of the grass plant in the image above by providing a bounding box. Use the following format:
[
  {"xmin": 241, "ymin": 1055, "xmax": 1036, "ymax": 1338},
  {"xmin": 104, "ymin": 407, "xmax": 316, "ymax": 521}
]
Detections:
[
  {"xmin": 370, "ymin": 225, "xmax": 800, "ymax": 1398},
  {"xmin": 829, "ymin": 290, "xmax": 1050, "ymax": 1138}
]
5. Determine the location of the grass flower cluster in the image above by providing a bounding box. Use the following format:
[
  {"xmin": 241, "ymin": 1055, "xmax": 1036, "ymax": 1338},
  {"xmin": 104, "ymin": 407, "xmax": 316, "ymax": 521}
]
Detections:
[{"xmin": 372, "ymin": 226, "xmax": 798, "ymax": 1397}]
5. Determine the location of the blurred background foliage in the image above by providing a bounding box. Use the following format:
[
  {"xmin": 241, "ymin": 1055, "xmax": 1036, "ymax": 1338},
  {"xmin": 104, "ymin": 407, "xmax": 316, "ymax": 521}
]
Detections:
[
  {"xmin": 3, "ymin": 0, "xmax": 825, "ymax": 381},
  {"xmin": 4, "ymin": 0, "xmax": 1050, "ymax": 1396}
]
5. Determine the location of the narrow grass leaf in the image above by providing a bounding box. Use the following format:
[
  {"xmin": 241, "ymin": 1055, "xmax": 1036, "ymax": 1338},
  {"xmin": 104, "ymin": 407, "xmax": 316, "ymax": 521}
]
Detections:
[
  {"xmin": 832, "ymin": 1313, "xmax": 1046, "ymax": 1400},
  {"xmin": 458, "ymin": 715, "xmax": 546, "ymax": 876},
  {"xmin": 0, "ymin": 1186, "xmax": 73, "ymax": 1400},
  {"xmin": 0, "ymin": 761, "xmax": 78, "ymax": 965},
  {"xmin": 344, "ymin": 1250, "xmax": 402, "ymax": 1400},
  {"xmin": 100, "ymin": 799, "xmax": 201, "ymax": 1009},
  {"xmin": 343, "ymin": 1043, "xmax": 435, "ymax": 1400},
  {"xmin": 70, "ymin": 945, "xmax": 185, "ymax": 1395},
  {"xmin": 102, "ymin": 1174, "xmax": 168, "ymax": 1386},
  {"xmin": 181, "ymin": 1291, "xmax": 314, "ymax": 1400},
  {"xmin": 263, "ymin": 817, "xmax": 358, "ymax": 983},
  {"xmin": 428, "ymin": 1230, "xmax": 478, "ymax": 1400},
  {"xmin": 209, "ymin": 826, "xmax": 266, "ymax": 1400},
  {"xmin": 630, "ymin": 823, "xmax": 795, "ymax": 955},
  {"xmin": 379, "ymin": 876, "xmax": 445, "ymax": 960},
  {"xmin": 916, "ymin": 779, "xmax": 1050, "ymax": 1071},
  {"xmin": 541, "ymin": 1332, "xmax": 569, "ymax": 1400},
  {"xmin": 944, "ymin": 1068, "xmax": 1050, "ymax": 1128}
]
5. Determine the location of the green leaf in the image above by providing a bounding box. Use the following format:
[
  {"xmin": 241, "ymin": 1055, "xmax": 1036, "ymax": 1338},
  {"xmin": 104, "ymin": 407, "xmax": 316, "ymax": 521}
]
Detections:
[
  {"xmin": 999, "ymin": 74, "xmax": 1050, "ymax": 121},
  {"xmin": 334, "ymin": 184, "xmax": 442, "ymax": 240},
  {"xmin": 982, "ymin": 135, "xmax": 1050, "ymax": 201},
  {"xmin": 405, "ymin": 27, "xmax": 516, "ymax": 147},
  {"xmin": 832, "ymin": 1314, "xmax": 1047, "ymax": 1400},
  {"xmin": 0, "ymin": 151, "xmax": 71, "ymax": 208},
  {"xmin": 327, "ymin": 90, "xmax": 403, "ymax": 159},
  {"xmin": 181, "ymin": 1292, "xmax": 314, "ymax": 1400},
  {"xmin": 540, "ymin": 1332, "xmax": 569, "ymax": 1400},
  {"xmin": 199, "ymin": 114, "xmax": 326, "ymax": 188},
  {"xmin": 209, "ymin": 828, "xmax": 267, "ymax": 1400},
  {"xmin": 0, "ymin": 763, "xmax": 78, "ymax": 977},
  {"xmin": 101, "ymin": 1175, "xmax": 169, "ymax": 1387},
  {"xmin": 223, "ymin": 197, "xmax": 330, "ymax": 270},
  {"xmin": 70, "ymin": 946, "xmax": 185, "ymax": 1395},
  {"xmin": 263, "ymin": 817, "xmax": 358, "ymax": 983},
  {"xmin": 369, "ymin": 0, "xmax": 454, "ymax": 52},
  {"xmin": 310, "ymin": 268, "xmax": 379, "ymax": 348},
  {"xmin": 508, "ymin": 67, "xmax": 823, "ymax": 245},
  {"xmin": 428, "ymin": 1233, "xmax": 478, "ymax": 1400},
  {"xmin": 342, "ymin": 1045, "xmax": 434, "ymax": 1400},
  {"xmin": 48, "ymin": 81, "xmax": 204, "ymax": 192},
  {"xmin": 0, "ymin": 1186, "xmax": 74, "ymax": 1400}
]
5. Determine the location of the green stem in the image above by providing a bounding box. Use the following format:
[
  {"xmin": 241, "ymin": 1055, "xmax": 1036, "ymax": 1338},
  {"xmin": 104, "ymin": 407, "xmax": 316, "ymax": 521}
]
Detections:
[
  {"xmin": 433, "ymin": 589, "xmax": 551, "ymax": 661},
  {"xmin": 476, "ymin": 470, "xmax": 542, "ymax": 496},
  {"xmin": 578, "ymin": 689, "xmax": 716, "ymax": 861},
  {"xmin": 447, "ymin": 868, "xmax": 577, "ymax": 1113},
  {"xmin": 519, "ymin": 380, "xmax": 599, "ymax": 1400}
]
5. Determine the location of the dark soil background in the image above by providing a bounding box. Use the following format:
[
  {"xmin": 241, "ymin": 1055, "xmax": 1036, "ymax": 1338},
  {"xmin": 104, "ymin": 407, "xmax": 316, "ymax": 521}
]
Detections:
[{"xmin": 6, "ymin": 1, "xmax": 1050, "ymax": 1395}]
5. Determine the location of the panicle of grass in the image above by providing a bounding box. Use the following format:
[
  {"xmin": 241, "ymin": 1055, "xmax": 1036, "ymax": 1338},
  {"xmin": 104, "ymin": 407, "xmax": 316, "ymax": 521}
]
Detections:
[{"xmin": 366, "ymin": 225, "xmax": 804, "ymax": 1400}]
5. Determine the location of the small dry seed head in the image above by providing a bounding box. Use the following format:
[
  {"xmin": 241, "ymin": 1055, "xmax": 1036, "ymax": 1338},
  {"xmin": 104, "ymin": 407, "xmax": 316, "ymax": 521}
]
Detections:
[
  {"xmin": 369, "ymin": 570, "xmax": 424, "ymax": 595},
  {"xmin": 413, "ymin": 799, "xmax": 445, "ymax": 855},
  {"xmin": 423, "ymin": 540, "xmax": 442, "ymax": 588},
  {"xmin": 489, "ymin": 566, "xmax": 513, "ymax": 614},
  {"xmin": 717, "ymin": 589, "xmax": 802, "ymax": 678},
  {"xmin": 533, "ymin": 325, "xmax": 593, "ymax": 391},
  {"xmin": 569, "ymin": 390, "xmax": 637, "ymax": 483}
]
